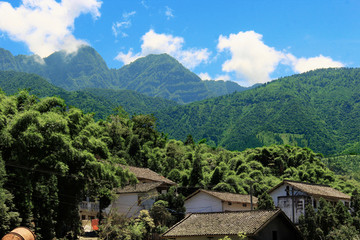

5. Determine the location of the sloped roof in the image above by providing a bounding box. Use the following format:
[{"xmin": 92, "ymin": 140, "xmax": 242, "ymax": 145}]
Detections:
[
  {"xmin": 269, "ymin": 180, "xmax": 351, "ymax": 200},
  {"xmin": 186, "ymin": 189, "xmax": 258, "ymax": 204},
  {"xmin": 162, "ymin": 209, "xmax": 293, "ymax": 238},
  {"xmin": 116, "ymin": 182, "xmax": 163, "ymax": 194},
  {"xmin": 120, "ymin": 165, "xmax": 176, "ymax": 185}
]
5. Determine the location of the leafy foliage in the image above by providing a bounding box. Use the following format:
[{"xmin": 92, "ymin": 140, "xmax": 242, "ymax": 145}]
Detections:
[
  {"xmin": 155, "ymin": 68, "xmax": 360, "ymax": 155},
  {"xmin": 0, "ymin": 91, "xmax": 136, "ymax": 239},
  {"xmin": 299, "ymin": 195, "xmax": 360, "ymax": 240},
  {"xmin": 0, "ymin": 89, "xmax": 359, "ymax": 238}
]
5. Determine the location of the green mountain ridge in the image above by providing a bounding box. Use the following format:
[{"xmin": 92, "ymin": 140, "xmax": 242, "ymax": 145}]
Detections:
[
  {"xmin": 0, "ymin": 71, "xmax": 178, "ymax": 119},
  {"xmin": 0, "ymin": 46, "xmax": 251, "ymax": 103},
  {"xmin": 154, "ymin": 68, "xmax": 360, "ymax": 155}
]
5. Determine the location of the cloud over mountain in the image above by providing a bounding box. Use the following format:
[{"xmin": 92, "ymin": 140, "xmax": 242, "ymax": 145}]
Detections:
[
  {"xmin": 217, "ymin": 31, "xmax": 345, "ymax": 85},
  {"xmin": 115, "ymin": 29, "xmax": 211, "ymax": 69},
  {"xmin": 0, "ymin": 0, "xmax": 102, "ymax": 57}
]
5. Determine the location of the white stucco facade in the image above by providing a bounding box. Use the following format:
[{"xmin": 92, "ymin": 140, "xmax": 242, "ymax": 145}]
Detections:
[
  {"xmin": 185, "ymin": 191, "xmax": 257, "ymax": 213},
  {"xmin": 270, "ymin": 182, "xmax": 351, "ymax": 224},
  {"xmin": 185, "ymin": 191, "xmax": 222, "ymax": 213},
  {"xmin": 105, "ymin": 189, "xmax": 157, "ymax": 217}
]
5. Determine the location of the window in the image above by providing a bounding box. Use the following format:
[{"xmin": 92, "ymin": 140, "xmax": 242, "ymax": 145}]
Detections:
[
  {"xmin": 272, "ymin": 231, "xmax": 278, "ymax": 240},
  {"xmin": 285, "ymin": 186, "xmax": 290, "ymax": 196},
  {"xmin": 228, "ymin": 202, "xmax": 232, "ymax": 205},
  {"xmin": 81, "ymin": 215, "xmax": 86, "ymax": 220},
  {"xmin": 313, "ymin": 199, "xmax": 317, "ymax": 208},
  {"xmin": 345, "ymin": 201, "xmax": 350, "ymax": 208},
  {"xmin": 243, "ymin": 203, "xmax": 247, "ymax": 207}
]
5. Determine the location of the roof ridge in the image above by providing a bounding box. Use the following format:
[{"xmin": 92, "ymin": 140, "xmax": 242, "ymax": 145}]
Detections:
[
  {"xmin": 188, "ymin": 209, "xmax": 278, "ymax": 215},
  {"xmin": 284, "ymin": 179, "xmax": 330, "ymax": 187},
  {"xmin": 203, "ymin": 189, "xmax": 253, "ymax": 196}
]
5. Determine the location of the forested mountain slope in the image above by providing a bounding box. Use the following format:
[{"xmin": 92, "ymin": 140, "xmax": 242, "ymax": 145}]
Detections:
[
  {"xmin": 155, "ymin": 68, "xmax": 360, "ymax": 155},
  {"xmin": 0, "ymin": 47, "xmax": 250, "ymax": 103},
  {"xmin": 0, "ymin": 71, "xmax": 178, "ymax": 119},
  {"xmin": 1, "ymin": 89, "xmax": 359, "ymax": 239}
]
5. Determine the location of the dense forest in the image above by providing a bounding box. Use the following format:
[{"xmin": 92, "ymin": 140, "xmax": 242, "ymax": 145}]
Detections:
[
  {"xmin": 155, "ymin": 68, "xmax": 360, "ymax": 155},
  {"xmin": 1, "ymin": 90, "xmax": 359, "ymax": 239},
  {"xmin": 0, "ymin": 71, "xmax": 178, "ymax": 120}
]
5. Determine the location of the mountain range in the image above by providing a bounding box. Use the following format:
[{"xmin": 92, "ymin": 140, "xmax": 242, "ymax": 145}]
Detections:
[
  {"xmin": 0, "ymin": 46, "xmax": 251, "ymax": 104},
  {"xmin": 154, "ymin": 68, "xmax": 360, "ymax": 155},
  {"xmin": 1, "ymin": 46, "xmax": 360, "ymax": 156}
]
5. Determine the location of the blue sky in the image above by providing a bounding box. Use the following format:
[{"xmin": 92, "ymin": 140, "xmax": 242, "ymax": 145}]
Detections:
[{"xmin": 0, "ymin": 0, "xmax": 359, "ymax": 86}]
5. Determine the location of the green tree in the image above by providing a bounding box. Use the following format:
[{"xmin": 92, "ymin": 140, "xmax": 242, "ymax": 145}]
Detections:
[
  {"xmin": 189, "ymin": 150, "xmax": 203, "ymax": 187},
  {"xmin": 299, "ymin": 204, "xmax": 319, "ymax": 240},
  {"xmin": 316, "ymin": 198, "xmax": 337, "ymax": 236},
  {"xmin": 256, "ymin": 192, "xmax": 275, "ymax": 210},
  {"xmin": 352, "ymin": 189, "xmax": 360, "ymax": 217}
]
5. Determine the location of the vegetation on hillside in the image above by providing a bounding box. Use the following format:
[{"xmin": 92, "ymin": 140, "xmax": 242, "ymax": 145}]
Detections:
[
  {"xmin": 0, "ymin": 47, "xmax": 249, "ymax": 103},
  {"xmin": 155, "ymin": 68, "xmax": 360, "ymax": 155},
  {"xmin": 0, "ymin": 71, "xmax": 178, "ymax": 120},
  {"xmin": 1, "ymin": 84, "xmax": 360, "ymax": 238}
]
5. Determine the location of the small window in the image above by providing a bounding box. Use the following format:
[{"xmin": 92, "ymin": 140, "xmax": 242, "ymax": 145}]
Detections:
[
  {"xmin": 228, "ymin": 202, "xmax": 232, "ymax": 205},
  {"xmin": 81, "ymin": 215, "xmax": 86, "ymax": 220},
  {"xmin": 313, "ymin": 199, "xmax": 317, "ymax": 208},
  {"xmin": 285, "ymin": 186, "xmax": 290, "ymax": 196},
  {"xmin": 345, "ymin": 201, "xmax": 350, "ymax": 208},
  {"xmin": 243, "ymin": 203, "xmax": 247, "ymax": 207}
]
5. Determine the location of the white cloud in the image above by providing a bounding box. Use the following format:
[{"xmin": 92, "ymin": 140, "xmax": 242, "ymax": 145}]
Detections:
[
  {"xmin": 215, "ymin": 74, "xmax": 231, "ymax": 81},
  {"xmin": 123, "ymin": 11, "xmax": 136, "ymax": 19},
  {"xmin": 165, "ymin": 6, "xmax": 174, "ymax": 19},
  {"xmin": 115, "ymin": 29, "xmax": 211, "ymax": 69},
  {"xmin": 112, "ymin": 11, "xmax": 136, "ymax": 38},
  {"xmin": 198, "ymin": 72, "xmax": 211, "ymax": 80},
  {"xmin": 217, "ymin": 30, "xmax": 345, "ymax": 85},
  {"xmin": 0, "ymin": 0, "xmax": 102, "ymax": 57},
  {"xmin": 114, "ymin": 48, "xmax": 141, "ymax": 65},
  {"xmin": 198, "ymin": 72, "xmax": 231, "ymax": 81},
  {"xmin": 291, "ymin": 54, "xmax": 344, "ymax": 73},
  {"xmin": 217, "ymin": 31, "xmax": 285, "ymax": 85}
]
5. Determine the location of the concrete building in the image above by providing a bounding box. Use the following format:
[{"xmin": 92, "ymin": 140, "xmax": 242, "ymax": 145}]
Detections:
[
  {"xmin": 185, "ymin": 189, "xmax": 258, "ymax": 213},
  {"xmin": 105, "ymin": 165, "xmax": 176, "ymax": 217},
  {"xmin": 268, "ymin": 180, "xmax": 351, "ymax": 224}
]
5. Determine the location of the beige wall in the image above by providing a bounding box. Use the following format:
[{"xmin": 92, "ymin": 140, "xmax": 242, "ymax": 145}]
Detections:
[{"xmin": 222, "ymin": 201, "xmax": 258, "ymax": 211}]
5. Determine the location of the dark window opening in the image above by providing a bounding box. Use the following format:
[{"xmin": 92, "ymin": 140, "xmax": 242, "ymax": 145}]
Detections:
[
  {"xmin": 272, "ymin": 231, "xmax": 278, "ymax": 240},
  {"xmin": 243, "ymin": 203, "xmax": 247, "ymax": 207},
  {"xmin": 285, "ymin": 186, "xmax": 290, "ymax": 196}
]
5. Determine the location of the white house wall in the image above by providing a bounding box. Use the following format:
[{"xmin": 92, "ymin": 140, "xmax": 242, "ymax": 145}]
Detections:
[
  {"xmin": 222, "ymin": 201, "xmax": 257, "ymax": 211},
  {"xmin": 270, "ymin": 184, "xmax": 289, "ymax": 206},
  {"xmin": 185, "ymin": 192, "xmax": 222, "ymax": 213},
  {"xmin": 105, "ymin": 193, "xmax": 141, "ymax": 217}
]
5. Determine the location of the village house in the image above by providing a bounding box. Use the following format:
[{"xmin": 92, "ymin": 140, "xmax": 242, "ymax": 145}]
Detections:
[
  {"xmin": 104, "ymin": 165, "xmax": 176, "ymax": 217},
  {"xmin": 268, "ymin": 180, "xmax": 351, "ymax": 224},
  {"xmin": 185, "ymin": 189, "xmax": 258, "ymax": 213},
  {"xmin": 162, "ymin": 209, "xmax": 302, "ymax": 240}
]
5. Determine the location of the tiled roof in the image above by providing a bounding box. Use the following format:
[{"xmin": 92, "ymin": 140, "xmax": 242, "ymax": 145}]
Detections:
[
  {"xmin": 162, "ymin": 209, "xmax": 283, "ymax": 237},
  {"xmin": 186, "ymin": 189, "xmax": 258, "ymax": 204},
  {"xmin": 270, "ymin": 180, "xmax": 351, "ymax": 200},
  {"xmin": 120, "ymin": 165, "xmax": 176, "ymax": 185},
  {"xmin": 116, "ymin": 182, "xmax": 163, "ymax": 194}
]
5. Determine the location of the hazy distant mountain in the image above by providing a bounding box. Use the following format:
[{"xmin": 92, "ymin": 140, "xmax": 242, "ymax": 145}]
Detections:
[
  {"xmin": 0, "ymin": 46, "xmax": 252, "ymax": 103},
  {"xmin": 154, "ymin": 68, "xmax": 360, "ymax": 155}
]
